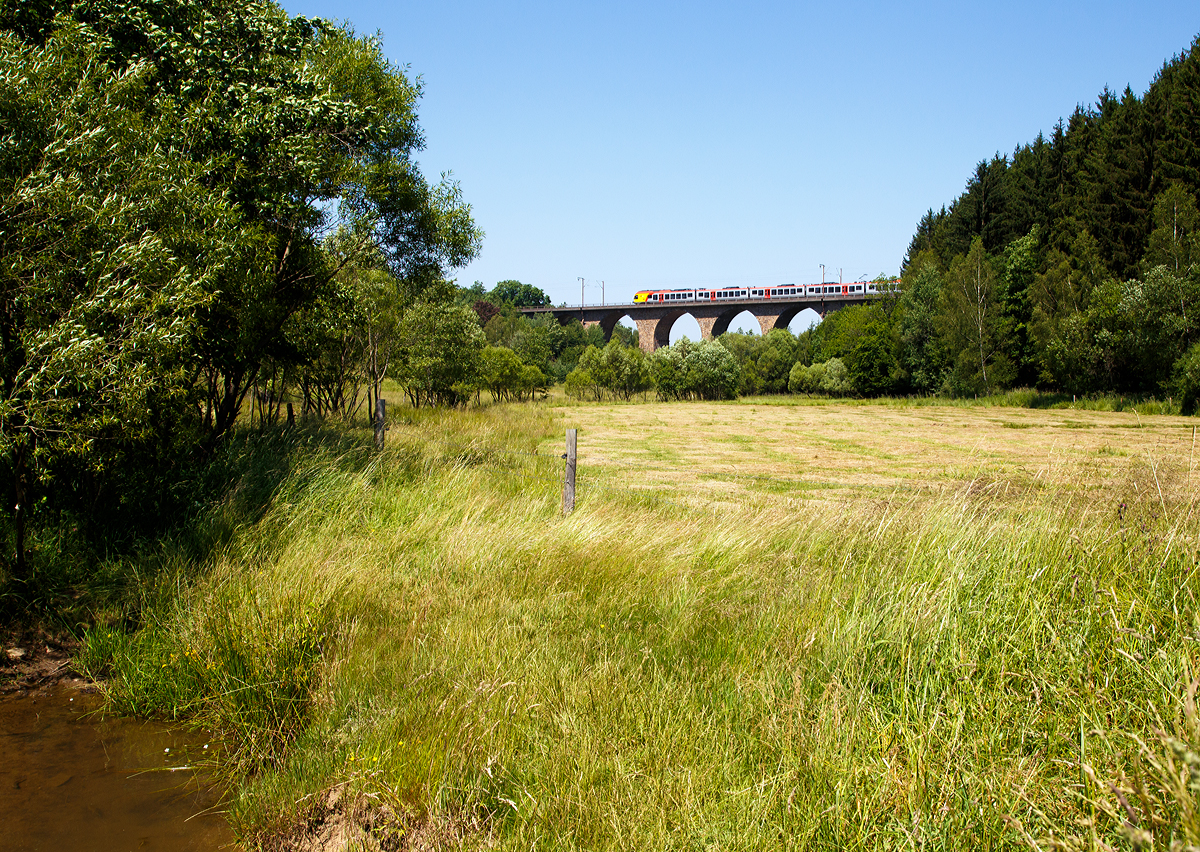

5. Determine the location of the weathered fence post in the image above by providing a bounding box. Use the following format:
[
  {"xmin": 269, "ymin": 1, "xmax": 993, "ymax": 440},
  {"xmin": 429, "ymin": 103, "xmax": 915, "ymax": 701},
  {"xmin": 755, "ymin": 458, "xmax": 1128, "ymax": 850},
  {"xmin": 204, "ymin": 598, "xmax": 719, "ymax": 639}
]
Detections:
[
  {"xmin": 373, "ymin": 398, "xmax": 386, "ymax": 450},
  {"xmin": 562, "ymin": 428, "xmax": 577, "ymax": 513}
]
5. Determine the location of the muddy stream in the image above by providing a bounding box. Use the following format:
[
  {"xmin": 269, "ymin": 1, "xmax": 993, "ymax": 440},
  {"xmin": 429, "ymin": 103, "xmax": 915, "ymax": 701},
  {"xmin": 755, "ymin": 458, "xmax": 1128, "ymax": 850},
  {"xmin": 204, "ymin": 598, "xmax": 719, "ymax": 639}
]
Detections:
[{"xmin": 1, "ymin": 685, "xmax": 237, "ymax": 851}]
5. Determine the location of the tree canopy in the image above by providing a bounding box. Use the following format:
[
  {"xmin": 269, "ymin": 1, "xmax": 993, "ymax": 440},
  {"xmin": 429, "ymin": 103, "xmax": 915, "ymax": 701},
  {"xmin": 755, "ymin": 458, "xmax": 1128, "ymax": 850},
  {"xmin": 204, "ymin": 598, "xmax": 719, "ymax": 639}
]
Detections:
[{"xmin": 0, "ymin": 0, "xmax": 482, "ymax": 586}]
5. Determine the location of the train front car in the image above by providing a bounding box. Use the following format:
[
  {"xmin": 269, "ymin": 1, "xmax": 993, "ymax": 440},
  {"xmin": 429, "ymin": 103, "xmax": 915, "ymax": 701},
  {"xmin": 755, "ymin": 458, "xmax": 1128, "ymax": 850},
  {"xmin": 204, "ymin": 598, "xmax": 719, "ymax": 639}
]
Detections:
[{"xmin": 634, "ymin": 289, "xmax": 699, "ymax": 303}]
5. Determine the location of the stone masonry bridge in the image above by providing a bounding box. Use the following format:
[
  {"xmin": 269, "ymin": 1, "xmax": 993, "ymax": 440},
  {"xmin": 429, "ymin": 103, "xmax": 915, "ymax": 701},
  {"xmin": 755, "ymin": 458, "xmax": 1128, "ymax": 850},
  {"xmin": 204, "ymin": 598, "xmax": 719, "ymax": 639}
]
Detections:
[{"xmin": 519, "ymin": 291, "xmax": 873, "ymax": 354}]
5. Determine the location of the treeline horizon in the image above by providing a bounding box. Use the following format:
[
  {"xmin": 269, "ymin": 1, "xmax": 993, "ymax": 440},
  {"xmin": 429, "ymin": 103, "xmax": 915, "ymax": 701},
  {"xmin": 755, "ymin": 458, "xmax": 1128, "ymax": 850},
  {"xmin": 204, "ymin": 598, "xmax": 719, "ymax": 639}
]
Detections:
[{"xmin": 481, "ymin": 33, "xmax": 1200, "ymax": 406}]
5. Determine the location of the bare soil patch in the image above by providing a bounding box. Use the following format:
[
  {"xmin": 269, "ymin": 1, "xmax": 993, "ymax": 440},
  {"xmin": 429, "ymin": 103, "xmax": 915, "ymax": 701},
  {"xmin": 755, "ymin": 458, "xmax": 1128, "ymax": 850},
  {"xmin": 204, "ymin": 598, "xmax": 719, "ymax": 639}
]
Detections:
[{"xmin": 1, "ymin": 627, "xmax": 83, "ymax": 694}]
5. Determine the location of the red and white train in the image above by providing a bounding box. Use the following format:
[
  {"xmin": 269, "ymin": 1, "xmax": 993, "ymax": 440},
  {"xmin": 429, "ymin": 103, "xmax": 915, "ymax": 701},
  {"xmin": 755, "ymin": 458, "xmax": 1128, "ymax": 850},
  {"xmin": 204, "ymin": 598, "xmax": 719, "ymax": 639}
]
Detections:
[{"xmin": 632, "ymin": 280, "xmax": 898, "ymax": 304}]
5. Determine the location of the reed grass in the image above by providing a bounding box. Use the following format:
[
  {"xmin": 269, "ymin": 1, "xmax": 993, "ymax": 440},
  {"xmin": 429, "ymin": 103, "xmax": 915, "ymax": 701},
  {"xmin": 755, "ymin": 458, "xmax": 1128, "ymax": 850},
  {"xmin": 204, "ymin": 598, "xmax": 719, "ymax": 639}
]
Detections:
[{"xmin": 78, "ymin": 399, "xmax": 1200, "ymax": 850}]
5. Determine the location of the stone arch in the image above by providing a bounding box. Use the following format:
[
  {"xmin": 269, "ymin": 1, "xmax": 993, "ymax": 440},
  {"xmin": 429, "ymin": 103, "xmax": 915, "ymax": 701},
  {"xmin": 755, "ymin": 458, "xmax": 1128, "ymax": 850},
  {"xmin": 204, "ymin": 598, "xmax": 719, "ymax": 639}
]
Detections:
[
  {"xmin": 596, "ymin": 310, "xmax": 631, "ymax": 340},
  {"xmin": 723, "ymin": 309, "xmax": 763, "ymax": 335},
  {"xmin": 648, "ymin": 309, "xmax": 690, "ymax": 352},
  {"xmin": 706, "ymin": 307, "xmax": 750, "ymax": 339},
  {"xmin": 765, "ymin": 304, "xmax": 810, "ymax": 333}
]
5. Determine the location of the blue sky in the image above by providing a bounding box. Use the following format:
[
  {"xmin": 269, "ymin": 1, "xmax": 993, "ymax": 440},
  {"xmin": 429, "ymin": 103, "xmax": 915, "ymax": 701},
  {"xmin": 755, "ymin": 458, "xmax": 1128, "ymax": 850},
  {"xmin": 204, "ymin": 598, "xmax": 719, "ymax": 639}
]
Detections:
[{"xmin": 283, "ymin": 0, "xmax": 1199, "ymax": 335}]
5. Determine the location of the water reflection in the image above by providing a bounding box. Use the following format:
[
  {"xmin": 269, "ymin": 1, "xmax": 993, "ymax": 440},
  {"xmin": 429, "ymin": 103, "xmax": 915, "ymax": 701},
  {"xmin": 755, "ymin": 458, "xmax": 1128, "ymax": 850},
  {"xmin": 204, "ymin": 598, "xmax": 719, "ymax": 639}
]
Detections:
[{"xmin": 0, "ymin": 685, "xmax": 237, "ymax": 851}]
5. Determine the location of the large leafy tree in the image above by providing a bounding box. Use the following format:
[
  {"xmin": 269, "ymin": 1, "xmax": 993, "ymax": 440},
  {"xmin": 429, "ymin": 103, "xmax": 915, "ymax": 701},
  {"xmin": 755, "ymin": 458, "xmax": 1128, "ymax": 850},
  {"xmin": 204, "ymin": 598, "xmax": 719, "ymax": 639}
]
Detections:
[
  {"xmin": 394, "ymin": 302, "xmax": 485, "ymax": 407},
  {"xmin": 938, "ymin": 238, "xmax": 1014, "ymax": 394},
  {"xmin": 489, "ymin": 280, "xmax": 551, "ymax": 307},
  {"xmin": 2, "ymin": 0, "xmax": 482, "ymax": 443},
  {"xmin": 0, "ymin": 1, "xmax": 482, "ymax": 587},
  {"xmin": 0, "ymin": 23, "xmax": 238, "ymax": 585}
]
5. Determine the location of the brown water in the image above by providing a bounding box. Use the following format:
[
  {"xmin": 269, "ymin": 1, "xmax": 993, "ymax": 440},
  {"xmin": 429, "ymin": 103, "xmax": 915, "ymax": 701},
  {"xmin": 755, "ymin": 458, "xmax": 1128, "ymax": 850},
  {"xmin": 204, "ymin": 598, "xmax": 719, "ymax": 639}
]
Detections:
[{"xmin": 0, "ymin": 686, "xmax": 238, "ymax": 851}]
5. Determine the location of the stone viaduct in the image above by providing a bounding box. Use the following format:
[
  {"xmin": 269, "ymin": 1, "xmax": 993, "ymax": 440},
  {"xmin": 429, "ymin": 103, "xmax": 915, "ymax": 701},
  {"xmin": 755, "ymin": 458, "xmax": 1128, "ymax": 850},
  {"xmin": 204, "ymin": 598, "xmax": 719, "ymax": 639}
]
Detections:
[{"xmin": 519, "ymin": 293, "xmax": 870, "ymax": 354}]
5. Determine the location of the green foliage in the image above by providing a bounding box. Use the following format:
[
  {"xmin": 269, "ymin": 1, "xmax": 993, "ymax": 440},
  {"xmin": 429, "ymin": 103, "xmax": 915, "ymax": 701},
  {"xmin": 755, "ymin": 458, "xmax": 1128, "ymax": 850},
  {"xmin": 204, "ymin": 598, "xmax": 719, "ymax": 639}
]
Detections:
[
  {"xmin": 0, "ymin": 22, "xmax": 239, "ymax": 585},
  {"xmin": 718, "ymin": 330, "xmax": 799, "ymax": 395},
  {"xmin": 1172, "ymin": 340, "xmax": 1200, "ymax": 414},
  {"xmin": 577, "ymin": 341, "xmax": 653, "ymax": 401},
  {"xmin": 489, "ymin": 279, "xmax": 551, "ymax": 307},
  {"xmin": 897, "ymin": 37, "xmax": 1200, "ymax": 408},
  {"xmin": 509, "ymin": 323, "xmax": 555, "ymax": 374},
  {"xmin": 564, "ymin": 367, "xmax": 598, "ymax": 400},
  {"xmin": 479, "ymin": 346, "xmax": 526, "ymax": 402},
  {"xmin": 787, "ymin": 360, "xmax": 821, "ymax": 394},
  {"xmin": 903, "ymin": 37, "xmax": 1200, "ymax": 283},
  {"xmin": 938, "ymin": 238, "xmax": 1015, "ymax": 395},
  {"xmin": 817, "ymin": 358, "xmax": 854, "ymax": 395},
  {"xmin": 846, "ymin": 317, "xmax": 897, "ymax": 396},
  {"xmin": 1145, "ymin": 182, "xmax": 1200, "ymax": 273},
  {"xmin": 393, "ymin": 302, "xmax": 485, "ymax": 407},
  {"xmin": 0, "ymin": 0, "xmax": 485, "ymax": 591},
  {"xmin": 895, "ymin": 252, "xmax": 947, "ymax": 393},
  {"xmin": 517, "ymin": 364, "xmax": 549, "ymax": 400},
  {"xmin": 650, "ymin": 338, "xmax": 741, "ymax": 401}
]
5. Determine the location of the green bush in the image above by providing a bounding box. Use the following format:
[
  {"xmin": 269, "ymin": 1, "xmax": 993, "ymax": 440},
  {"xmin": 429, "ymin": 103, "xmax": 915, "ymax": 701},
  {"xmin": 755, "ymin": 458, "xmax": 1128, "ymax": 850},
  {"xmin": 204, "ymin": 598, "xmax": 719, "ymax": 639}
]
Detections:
[
  {"xmin": 788, "ymin": 361, "xmax": 820, "ymax": 394},
  {"xmin": 1172, "ymin": 340, "xmax": 1200, "ymax": 414},
  {"xmin": 650, "ymin": 339, "xmax": 740, "ymax": 400},
  {"xmin": 564, "ymin": 368, "xmax": 598, "ymax": 400},
  {"xmin": 818, "ymin": 357, "xmax": 854, "ymax": 395}
]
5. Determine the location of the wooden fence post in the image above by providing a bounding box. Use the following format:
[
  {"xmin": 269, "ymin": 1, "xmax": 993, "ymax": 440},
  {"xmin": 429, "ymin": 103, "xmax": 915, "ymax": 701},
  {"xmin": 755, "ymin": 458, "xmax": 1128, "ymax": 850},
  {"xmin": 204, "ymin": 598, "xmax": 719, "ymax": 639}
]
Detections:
[
  {"xmin": 562, "ymin": 428, "xmax": 577, "ymax": 513},
  {"xmin": 373, "ymin": 398, "xmax": 386, "ymax": 450},
  {"xmin": 286, "ymin": 402, "xmax": 295, "ymax": 427}
]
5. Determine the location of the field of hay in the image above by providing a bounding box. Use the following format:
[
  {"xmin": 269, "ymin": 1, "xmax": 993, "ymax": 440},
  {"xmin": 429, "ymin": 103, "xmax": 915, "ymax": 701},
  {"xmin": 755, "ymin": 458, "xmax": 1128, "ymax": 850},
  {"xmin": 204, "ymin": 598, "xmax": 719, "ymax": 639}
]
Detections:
[
  {"xmin": 80, "ymin": 396, "xmax": 1200, "ymax": 850},
  {"xmin": 564, "ymin": 397, "xmax": 1197, "ymax": 509}
]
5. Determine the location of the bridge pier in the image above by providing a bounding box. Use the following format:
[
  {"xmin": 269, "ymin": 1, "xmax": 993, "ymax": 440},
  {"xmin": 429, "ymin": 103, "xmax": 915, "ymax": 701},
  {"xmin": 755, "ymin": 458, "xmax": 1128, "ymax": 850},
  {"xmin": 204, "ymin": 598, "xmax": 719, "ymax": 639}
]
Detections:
[
  {"xmin": 634, "ymin": 318, "xmax": 660, "ymax": 354},
  {"xmin": 755, "ymin": 313, "xmax": 783, "ymax": 336}
]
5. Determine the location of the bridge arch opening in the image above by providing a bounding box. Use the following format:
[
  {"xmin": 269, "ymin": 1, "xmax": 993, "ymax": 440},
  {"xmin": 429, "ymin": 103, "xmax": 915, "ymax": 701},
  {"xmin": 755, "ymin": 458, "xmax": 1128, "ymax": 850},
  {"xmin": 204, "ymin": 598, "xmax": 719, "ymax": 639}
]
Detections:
[
  {"xmin": 612, "ymin": 315, "xmax": 639, "ymax": 348},
  {"xmin": 788, "ymin": 307, "xmax": 823, "ymax": 335},
  {"xmin": 724, "ymin": 310, "xmax": 760, "ymax": 336},
  {"xmin": 668, "ymin": 314, "xmax": 702, "ymax": 344}
]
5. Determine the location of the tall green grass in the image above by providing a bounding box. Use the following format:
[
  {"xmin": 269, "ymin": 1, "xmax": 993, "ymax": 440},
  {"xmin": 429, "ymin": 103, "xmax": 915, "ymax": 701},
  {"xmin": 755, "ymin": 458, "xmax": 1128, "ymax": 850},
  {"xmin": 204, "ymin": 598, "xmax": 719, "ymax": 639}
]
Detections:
[{"xmin": 78, "ymin": 401, "xmax": 1200, "ymax": 850}]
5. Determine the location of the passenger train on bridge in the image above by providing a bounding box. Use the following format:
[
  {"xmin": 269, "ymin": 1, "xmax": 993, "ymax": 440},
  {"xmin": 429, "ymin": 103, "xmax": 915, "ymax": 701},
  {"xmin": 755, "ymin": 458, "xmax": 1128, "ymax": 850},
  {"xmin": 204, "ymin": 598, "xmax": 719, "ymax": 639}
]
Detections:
[{"xmin": 632, "ymin": 280, "xmax": 899, "ymax": 304}]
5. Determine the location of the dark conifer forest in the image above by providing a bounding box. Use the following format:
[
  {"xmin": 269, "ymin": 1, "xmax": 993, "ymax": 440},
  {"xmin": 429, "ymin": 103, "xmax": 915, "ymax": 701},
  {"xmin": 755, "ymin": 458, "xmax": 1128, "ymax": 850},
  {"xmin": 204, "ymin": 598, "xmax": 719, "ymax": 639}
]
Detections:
[{"xmin": 882, "ymin": 34, "xmax": 1200, "ymax": 402}]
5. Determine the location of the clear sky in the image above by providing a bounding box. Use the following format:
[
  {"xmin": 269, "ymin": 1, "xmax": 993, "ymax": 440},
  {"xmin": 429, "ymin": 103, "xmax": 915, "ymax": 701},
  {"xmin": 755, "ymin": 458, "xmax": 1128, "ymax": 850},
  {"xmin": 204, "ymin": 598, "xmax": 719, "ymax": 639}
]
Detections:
[{"xmin": 282, "ymin": 0, "xmax": 1199, "ymax": 335}]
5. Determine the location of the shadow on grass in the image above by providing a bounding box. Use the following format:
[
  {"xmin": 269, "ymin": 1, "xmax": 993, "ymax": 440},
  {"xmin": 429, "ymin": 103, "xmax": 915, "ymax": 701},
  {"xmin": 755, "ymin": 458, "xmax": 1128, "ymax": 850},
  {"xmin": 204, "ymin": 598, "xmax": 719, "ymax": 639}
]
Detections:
[{"xmin": 0, "ymin": 420, "xmax": 373, "ymax": 633}]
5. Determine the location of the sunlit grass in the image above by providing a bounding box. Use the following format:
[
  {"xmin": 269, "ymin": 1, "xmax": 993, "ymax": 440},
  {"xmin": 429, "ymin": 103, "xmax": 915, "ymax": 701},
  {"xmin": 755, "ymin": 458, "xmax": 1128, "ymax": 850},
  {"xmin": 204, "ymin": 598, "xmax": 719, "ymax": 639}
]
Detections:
[{"xmin": 78, "ymin": 399, "xmax": 1200, "ymax": 850}]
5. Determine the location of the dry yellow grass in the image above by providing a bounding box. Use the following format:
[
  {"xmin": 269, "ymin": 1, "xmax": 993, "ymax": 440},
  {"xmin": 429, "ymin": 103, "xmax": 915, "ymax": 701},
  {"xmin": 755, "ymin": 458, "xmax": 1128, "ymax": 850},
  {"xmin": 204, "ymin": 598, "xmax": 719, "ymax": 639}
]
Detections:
[{"xmin": 555, "ymin": 398, "xmax": 1199, "ymax": 509}]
